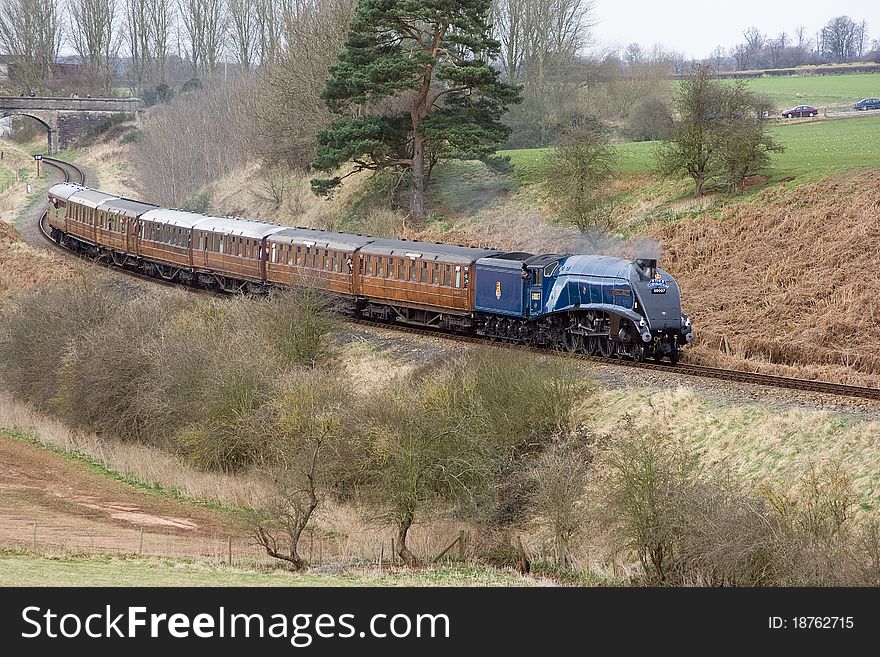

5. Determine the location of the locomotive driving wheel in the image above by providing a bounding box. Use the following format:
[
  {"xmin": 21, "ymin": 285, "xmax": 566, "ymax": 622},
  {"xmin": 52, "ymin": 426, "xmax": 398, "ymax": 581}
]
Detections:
[
  {"xmin": 632, "ymin": 343, "xmax": 646, "ymax": 362},
  {"xmin": 584, "ymin": 336, "xmax": 599, "ymax": 356},
  {"xmin": 565, "ymin": 332, "xmax": 583, "ymax": 353}
]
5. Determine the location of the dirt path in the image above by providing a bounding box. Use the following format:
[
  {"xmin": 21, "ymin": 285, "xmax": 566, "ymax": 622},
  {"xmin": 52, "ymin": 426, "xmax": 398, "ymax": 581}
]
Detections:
[{"xmin": 0, "ymin": 434, "xmax": 256, "ymax": 560}]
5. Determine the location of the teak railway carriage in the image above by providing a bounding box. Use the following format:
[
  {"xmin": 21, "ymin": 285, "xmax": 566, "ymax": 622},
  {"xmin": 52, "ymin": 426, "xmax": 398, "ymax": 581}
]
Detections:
[{"xmin": 46, "ymin": 182, "xmax": 694, "ymax": 362}]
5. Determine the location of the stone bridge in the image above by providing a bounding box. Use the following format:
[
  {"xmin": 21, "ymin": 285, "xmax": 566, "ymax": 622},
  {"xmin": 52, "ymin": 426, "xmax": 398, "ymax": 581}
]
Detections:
[{"xmin": 0, "ymin": 96, "xmax": 143, "ymax": 154}]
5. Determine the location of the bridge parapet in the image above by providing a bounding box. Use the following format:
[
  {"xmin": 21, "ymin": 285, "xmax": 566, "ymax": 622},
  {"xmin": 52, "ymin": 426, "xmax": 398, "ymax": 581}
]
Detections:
[
  {"xmin": 0, "ymin": 96, "xmax": 143, "ymax": 112},
  {"xmin": 0, "ymin": 96, "xmax": 143, "ymax": 154}
]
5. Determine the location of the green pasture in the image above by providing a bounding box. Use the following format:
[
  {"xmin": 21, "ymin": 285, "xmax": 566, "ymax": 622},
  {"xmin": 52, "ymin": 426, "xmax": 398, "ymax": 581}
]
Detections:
[
  {"xmin": 502, "ymin": 114, "xmax": 880, "ymax": 184},
  {"xmin": 739, "ymin": 73, "xmax": 880, "ymax": 109}
]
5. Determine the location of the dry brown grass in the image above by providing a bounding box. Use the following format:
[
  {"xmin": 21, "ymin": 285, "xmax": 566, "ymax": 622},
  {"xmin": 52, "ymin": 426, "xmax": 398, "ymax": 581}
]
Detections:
[
  {"xmin": 651, "ymin": 170, "xmax": 880, "ymax": 385},
  {"xmin": 0, "ymin": 393, "xmax": 268, "ymax": 509},
  {"xmin": 0, "ymin": 394, "xmax": 500, "ymax": 566},
  {"xmin": 0, "ymin": 223, "xmax": 78, "ymax": 298}
]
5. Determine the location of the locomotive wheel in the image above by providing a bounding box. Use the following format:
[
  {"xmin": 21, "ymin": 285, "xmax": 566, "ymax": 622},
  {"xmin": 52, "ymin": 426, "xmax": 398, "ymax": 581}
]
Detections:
[
  {"xmin": 597, "ymin": 337, "xmax": 614, "ymax": 358},
  {"xmin": 632, "ymin": 344, "xmax": 646, "ymax": 362},
  {"xmin": 565, "ymin": 333, "xmax": 583, "ymax": 353},
  {"xmin": 584, "ymin": 336, "xmax": 599, "ymax": 356},
  {"xmin": 669, "ymin": 350, "xmax": 680, "ymax": 365}
]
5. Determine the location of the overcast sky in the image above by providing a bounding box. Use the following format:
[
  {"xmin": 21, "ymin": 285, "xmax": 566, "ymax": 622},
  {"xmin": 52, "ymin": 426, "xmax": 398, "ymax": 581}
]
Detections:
[{"xmin": 593, "ymin": 0, "xmax": 880, "ymax": 58}]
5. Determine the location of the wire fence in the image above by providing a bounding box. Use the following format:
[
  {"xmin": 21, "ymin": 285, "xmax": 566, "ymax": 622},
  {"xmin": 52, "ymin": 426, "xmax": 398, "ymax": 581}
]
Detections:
[
  {"xmin": 6, "ymin": 519, "xmax": 481, "ymax": 571},
  {"xmin": 823, "ymin": 105, "xmax": 880, "ymax": 119}
]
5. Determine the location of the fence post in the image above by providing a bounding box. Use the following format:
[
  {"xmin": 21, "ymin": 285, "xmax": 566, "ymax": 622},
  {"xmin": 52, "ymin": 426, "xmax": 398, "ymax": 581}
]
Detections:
[
  {"xmin": 379, "ymin": 544, "xmax": 384, "ymax": 573},
  {"xmin": 458, "ymin": 530, "xmax": 465, "ymax": 560},
  {"xmin": 391, "ymin": 538, "xmax": 395, "ymax": 566},
  {"xmin": 227, "ymin": 537, "xmax": 232, "ymax": 565},
  {"xmin": 139, "ymin": 527, "xmax": 144, "ymax": 555},
  {"xmin": 309, "ymin": 529, "xmax": 314, "ymax": 564}
]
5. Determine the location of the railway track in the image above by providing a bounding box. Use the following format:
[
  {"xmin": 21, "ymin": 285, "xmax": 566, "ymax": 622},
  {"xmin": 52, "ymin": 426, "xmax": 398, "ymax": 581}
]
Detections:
[
  {"xmin": 34, "ymin": 158, "xmax": 880, "ymax": 403},
  {"xmin": 348, "ymin": 319, "xmax": 880, "ymax": 402}
]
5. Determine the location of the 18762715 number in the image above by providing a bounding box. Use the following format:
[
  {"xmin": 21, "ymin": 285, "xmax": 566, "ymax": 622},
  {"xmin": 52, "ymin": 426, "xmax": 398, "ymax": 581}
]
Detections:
[{"xmin": 791, "ymin": 617, "xmax": 853, "ymax": 629}]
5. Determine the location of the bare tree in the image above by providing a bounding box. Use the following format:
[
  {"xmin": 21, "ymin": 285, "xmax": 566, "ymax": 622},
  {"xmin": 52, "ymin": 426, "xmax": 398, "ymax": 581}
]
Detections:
[
  {"xmin": 134, "ymin": 76, "xmax": 259, "ymax": 204},
  {"xmin": 492, "ymin": 0, "xmax": 528, "ymax": 81},
  {"xmin": 249, "ymin": 377, "xmax": 347, "ymax": 570},
  {"xmin": 540, "ymin": 117, "xmax": 616, "ymax": 248},
  {"xmin": 530, "ymin": 435, "xmax": 592, "ymax": 568},
  {"xmin": 792, "ymin": 25, "xmax": 812, "ymax": 66},
  {"xmin": 124, "ymin": 0, "xmax": 153, "ymax": 90},
  {"xmin": 254, "ymin": 0, "xmax": 282, "ymax": 66},
  {"xmin": 623, "ymin": 42, "xmax": 643, "ymax": 68},
  {"xmin": 149, "ymin": 0, "xmax": 172, "ymax": 84},
  {"xmin": 857, "ymin": 20, "xmax": 869, "ymax": 60},
  {"xmin": 255, "ymin": 0, "xmax": 356, "ymax": 168},
  {"xmin": 0, "ymin": 0, "xmax": 62, "ymax": 89},
  {"xmin": 493, "ymin": 0, "xmax": 594, "ymax": 83},
  {"xmin": 732, "ymin": 43, "xmax": 751, "ymax": 71},
  {"xmin": 228, "ymin": 0, "xmax": 256, "ymax": 72},
  {"xmin": 179, "ymin": 0, "xmax": 226, "ymax": 78},
  {"xmin": 70, "ymin": 0, "xmax": 118, "ymax": 92},
  {"xmin": 742, "ymin": 26, "xmax": 765, "ymax": 53},
  {"xmin": 766, "ymin": 32, "xmax": 787, "ymax": 68},
  {"xmin": 822, "ymin": 15, "xmax": 860, "ymax": 63}
]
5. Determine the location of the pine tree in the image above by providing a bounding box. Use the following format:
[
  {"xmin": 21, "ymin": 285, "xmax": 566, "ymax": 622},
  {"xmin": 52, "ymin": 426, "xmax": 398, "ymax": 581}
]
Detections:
[{"xmin": 311, "ymin": 0, "xmax": 521, "ymax": 221}]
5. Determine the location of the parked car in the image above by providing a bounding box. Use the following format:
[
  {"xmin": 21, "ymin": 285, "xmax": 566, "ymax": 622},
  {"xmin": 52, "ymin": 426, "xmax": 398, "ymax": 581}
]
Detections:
[
  {"xmin": 780, "ymin": 105, "xmax": 819, "ymax": 118},
  {"xmin": 853, "ymin": 98, "xmax": 880, "ymax": 111}
]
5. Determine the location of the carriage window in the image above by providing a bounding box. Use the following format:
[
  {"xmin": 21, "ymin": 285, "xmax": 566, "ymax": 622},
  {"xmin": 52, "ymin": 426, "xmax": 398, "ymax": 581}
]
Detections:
[
  {"xmin": 409, "ymin": 260, "xmax": 417, "ymax": 281},
  {"xmin": 432, "ymin": 263, "xmax": 440, "ymax": 285},
  {"xmin": 420, "ymin": 261, "xmax": 428, "ymax": 283},
  {"xmin": 454, "ymin": 266, "xmax": 461, "ymax": 288},
  {"xmin": 294, "ymin": 246, "xmax": 300, "ymax": 265},
  {"xmin": 397, "ymin": 259, "xmax": 404, "ymax": 279}
]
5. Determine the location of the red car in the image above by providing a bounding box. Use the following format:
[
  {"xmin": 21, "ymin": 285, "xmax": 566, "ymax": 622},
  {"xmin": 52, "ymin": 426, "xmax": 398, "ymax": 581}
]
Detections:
[{"xmin": 781, "ymin": 105, "xmax": 819, "ymax": 118}]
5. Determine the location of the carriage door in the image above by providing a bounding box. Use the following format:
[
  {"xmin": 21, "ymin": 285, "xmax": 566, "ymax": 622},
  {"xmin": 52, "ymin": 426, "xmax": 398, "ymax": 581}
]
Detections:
[{"xmin": 529, "ymin": 267, "xmax": 543, "ymax": 316}]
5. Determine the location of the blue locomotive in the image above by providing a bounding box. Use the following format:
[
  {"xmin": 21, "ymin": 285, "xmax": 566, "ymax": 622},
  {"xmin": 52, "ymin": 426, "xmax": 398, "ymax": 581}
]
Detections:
[{"xmin": 474, "ymin": 253, "xmax": 693, "ymax": 363}]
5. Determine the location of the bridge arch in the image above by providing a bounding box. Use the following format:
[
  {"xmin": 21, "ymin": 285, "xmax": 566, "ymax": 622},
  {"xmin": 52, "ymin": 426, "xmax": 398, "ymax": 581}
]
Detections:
[
  {"xmin": 0, "ymin": 110, "xmax": 57, "ymax": 153},
  {"xmin": 0, "ymin": 96, "xmax": 143, "ymax": 155}
]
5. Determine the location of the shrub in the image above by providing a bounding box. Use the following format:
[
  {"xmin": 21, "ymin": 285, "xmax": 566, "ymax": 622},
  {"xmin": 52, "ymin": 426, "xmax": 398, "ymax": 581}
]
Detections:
[
  {"xmin": 624, "ymin": 97, "xmax": 673, "ymax": 142},
  {"xmin": 180, "ymin": 191, "xmax": 211, "ymax": 213}
]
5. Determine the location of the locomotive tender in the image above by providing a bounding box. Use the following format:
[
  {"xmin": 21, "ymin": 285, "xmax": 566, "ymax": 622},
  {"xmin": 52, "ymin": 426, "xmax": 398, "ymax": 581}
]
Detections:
[{"xmin": 46, "ymin": 182, "xmax": 693, "ymax": 362}]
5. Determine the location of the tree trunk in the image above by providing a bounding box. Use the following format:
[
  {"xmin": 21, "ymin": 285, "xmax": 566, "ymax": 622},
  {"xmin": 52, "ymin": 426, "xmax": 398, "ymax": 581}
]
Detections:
[
  {"xmin": 396, "ymin": 511, "xmax": 417, "ymax": 567},
  {"xmin": 409, "ymin": 131, "xmax": 426, "ymax": 222}
]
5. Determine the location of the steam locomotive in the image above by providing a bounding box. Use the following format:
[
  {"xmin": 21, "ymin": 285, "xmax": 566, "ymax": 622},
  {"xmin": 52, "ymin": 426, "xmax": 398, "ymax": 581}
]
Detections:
[{"xmin": 46, "ymin": 182, "xmax": 693, "ymax": 362}]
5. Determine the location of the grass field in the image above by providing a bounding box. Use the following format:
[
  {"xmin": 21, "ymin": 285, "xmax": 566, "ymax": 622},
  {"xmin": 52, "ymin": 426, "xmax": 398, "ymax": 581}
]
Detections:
[
  {"xmin": 740, "ymin": 72, "xmax": 880, "ymax": 109},
  {"xmin": 502, "ymin": 114, "xmax": 880, "ymax": 184},
  {"xmin": 0, "ymin": 552, "xmax": 539, "ymax": 587}
]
